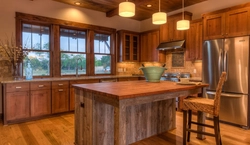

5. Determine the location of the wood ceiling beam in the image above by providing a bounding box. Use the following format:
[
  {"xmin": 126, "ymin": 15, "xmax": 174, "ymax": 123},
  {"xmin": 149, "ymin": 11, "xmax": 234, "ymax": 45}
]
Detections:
[{"xmin": 106, "ymin": 8, "xmax": 118, "ymax": 17}]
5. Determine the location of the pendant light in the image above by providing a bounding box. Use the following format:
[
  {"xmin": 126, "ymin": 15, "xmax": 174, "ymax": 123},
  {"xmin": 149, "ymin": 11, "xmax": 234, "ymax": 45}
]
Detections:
[
  {"xmin": 152, "ymin": 0, "xmax": 167, "ymax": 25},
  {"xmin": 119, "ymin": 0, "xmax": 135, "ymax": 17},
  {"xmin": 177, "ymin": 0, "xmax": 190, "ymax": 30}
]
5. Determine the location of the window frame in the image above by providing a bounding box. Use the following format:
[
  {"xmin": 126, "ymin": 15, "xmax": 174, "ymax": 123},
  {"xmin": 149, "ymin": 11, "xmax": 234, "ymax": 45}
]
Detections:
[
  {"xmin": 15, "ymin": 12, "xmax": 116, "ymax": 77},
  {"xmin": 19, "ymin": 21, "xmax": 53, "ymax": 78},
  {"xmin": 93, "ymin": 32, "xmax": 112, "ymax": 75},
  {"xmin": 59, "ymin": 27, "xmax": 87, "ymax": 76}
]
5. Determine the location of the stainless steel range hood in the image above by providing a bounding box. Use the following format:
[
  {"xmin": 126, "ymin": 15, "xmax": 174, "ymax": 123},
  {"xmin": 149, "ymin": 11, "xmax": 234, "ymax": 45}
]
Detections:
[{"xmin": 157, "ymin": 40, "xmax": 185, "ymax": 50}]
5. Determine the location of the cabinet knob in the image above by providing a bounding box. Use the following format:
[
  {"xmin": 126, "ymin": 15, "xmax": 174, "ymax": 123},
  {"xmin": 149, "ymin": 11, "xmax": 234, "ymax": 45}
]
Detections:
[
  {"xmin": 80, "ymin": 102, "xmax": 84, "ymax": 108},
  {"xmin": 58, "ymin": 89, "xmax": 64, "ymax": 92},
  {"xmin": 15, "ymin": 86, "xmax": 22, "ymax": 89}
]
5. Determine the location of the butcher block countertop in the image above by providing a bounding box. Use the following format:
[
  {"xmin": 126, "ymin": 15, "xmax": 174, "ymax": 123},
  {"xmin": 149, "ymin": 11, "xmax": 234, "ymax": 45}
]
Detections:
[{"xmin": 73, "ymin": 80, "xmax": 209, "ymax": 100}]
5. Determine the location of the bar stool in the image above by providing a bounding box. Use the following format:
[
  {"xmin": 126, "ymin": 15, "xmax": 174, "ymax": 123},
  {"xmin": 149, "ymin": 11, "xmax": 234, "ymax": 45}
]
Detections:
[{"xmin": 182, "ymin": 72, "xmax": 227, "ymax": 145}]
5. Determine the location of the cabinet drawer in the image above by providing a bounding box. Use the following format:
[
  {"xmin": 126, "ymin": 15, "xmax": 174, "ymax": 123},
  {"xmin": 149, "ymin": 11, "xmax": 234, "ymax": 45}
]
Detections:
[
  {"xmin": 6, "ymin": 83, "xmax": 29, "ymax": 92},
  {"xmin": 30, "ymin": 81, "xmax": 51, "ymax": 90},
  {"xmin": 52, "ymin": 81, "xmax": 69, "ymax": 89}
]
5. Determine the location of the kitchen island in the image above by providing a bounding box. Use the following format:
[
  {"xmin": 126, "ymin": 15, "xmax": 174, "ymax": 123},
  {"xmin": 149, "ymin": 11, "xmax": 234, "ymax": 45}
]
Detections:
[{"xmin": 73, "ymin": 80, "xmax": 208, "ymax": 145}]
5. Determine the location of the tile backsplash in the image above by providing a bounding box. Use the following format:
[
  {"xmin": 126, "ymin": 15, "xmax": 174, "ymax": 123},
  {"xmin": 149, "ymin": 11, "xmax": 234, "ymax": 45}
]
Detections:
[{"xmin": 116, "ymin": 53, "xmax": 202, "ymax": 78}]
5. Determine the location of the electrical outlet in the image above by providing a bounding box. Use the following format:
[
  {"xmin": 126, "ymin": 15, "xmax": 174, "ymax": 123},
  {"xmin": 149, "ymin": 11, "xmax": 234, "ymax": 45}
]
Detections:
[{"xmin": 193, "ymin": 69, "xmax": 197, "ymax": 73}]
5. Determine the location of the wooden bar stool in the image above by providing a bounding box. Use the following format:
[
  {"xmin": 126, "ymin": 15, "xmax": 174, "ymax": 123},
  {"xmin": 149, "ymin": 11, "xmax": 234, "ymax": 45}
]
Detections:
[{"xmin": 182, "ymin": 72, "xmax": 227, "ymax": 145}]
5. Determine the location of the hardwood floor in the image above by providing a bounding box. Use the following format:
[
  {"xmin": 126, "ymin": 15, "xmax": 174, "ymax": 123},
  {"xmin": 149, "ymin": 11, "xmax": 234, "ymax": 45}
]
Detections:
[
  {"xmin": 0, "ymin": 114, "xmax": 74, "ymax": 145},
  {"xmin": 0, "ymin": 112, "xmax": 250, "ymax": 145}
]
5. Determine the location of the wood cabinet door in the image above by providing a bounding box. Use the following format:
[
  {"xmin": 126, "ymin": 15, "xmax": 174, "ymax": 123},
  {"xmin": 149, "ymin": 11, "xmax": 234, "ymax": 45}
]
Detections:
[
  {"xmin": 119, "ymin": 31, "xmax": 140, "ymax": 62},
  {"xmin": 226, "ymin": 7, "xmax": 250, "ymax": 37},
  {"xmin": 150, "ymin": 30, "xmax": 163, "ymax": 62},
  {"xmin": 140, "ymin": 32, "xmax": 149, "ymax": 62},
  {"xmin": 52, "ymin": 88, "xmax": 69, "ymax": 113},
  {"xmin": 159, "ymin": 22, "xmax": 169, "ymax": 42},
  {"xmin": 203, "ymin": 13, "xmax": 225, "ymax": 40},
  {"xmin": 30, "ymin": 90, "xmax": 51, "ymax": 117},
  {"xmin": 140, "ymin": 30, "xmax": 164, "ymax": 62},
  {"xmin": 131, "ymin": 34, "xmax": 139, "ymax": 61},
  {"xmin": 167, "ymin": 19, "xmax": 175, "ymax": 41},
  {"xmin": 196, "ymin": 22, "xmax": 203, "ymax": 60},
  {"xmin": 186, "ymin": 20, "xmax": 203, "ymax": 61},
  {"xmin": 5, "ymin": 91, "xmax": 30, "ymax": 121},
  {"xmin": 186, "ymin": 22, "xmax": 197, "ymax": 60}
]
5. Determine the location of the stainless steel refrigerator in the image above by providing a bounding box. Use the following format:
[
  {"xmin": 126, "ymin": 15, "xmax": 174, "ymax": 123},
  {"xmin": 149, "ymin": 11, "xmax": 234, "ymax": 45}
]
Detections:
[{"xmin": 202, "ymin": 36, "xmax": 249, "ymax": 129}]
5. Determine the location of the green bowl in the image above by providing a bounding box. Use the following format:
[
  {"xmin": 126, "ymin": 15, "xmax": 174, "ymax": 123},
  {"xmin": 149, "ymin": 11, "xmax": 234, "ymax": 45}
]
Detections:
[{"xmin": 139, "ymin": 66, "xmax": 167, "ymax": 82}]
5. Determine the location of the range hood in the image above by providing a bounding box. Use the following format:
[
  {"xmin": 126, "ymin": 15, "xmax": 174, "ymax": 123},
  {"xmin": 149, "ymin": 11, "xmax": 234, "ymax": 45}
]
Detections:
[{"xmin": 157, "ymin": 40, "xmax": 185, "ymax": 50}]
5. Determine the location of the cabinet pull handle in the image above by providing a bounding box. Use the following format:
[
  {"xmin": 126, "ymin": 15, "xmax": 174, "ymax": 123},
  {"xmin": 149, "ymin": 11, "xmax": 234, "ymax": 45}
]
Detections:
[
  {"xmin": 58, "ymin": 84, "xmax": 63, "ymax": 86},
  {"xmin": 80, "ymin": 102, "xmax": 84, "ymax": 108},
  {"xmin": 58, "ymin": 89, "xmax": 63, "ymax": 92},
  {"xmin": 38, "ymin": 85, "xmax": 44, "ymax": 88},
  {"xmin": 15, "ymin": 86, "xmax": 22, "ymax": 89}
]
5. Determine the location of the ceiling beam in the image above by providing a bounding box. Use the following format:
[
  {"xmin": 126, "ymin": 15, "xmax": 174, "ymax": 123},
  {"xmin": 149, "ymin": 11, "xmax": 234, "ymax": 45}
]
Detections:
[{"xmin": 106, "ymin": 8, "xmax": 118, "ymax": 17}]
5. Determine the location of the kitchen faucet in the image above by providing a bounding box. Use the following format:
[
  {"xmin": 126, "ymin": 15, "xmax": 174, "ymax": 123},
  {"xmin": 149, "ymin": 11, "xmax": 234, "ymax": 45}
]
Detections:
[{"xmin": 76, "ymin": 58, "xmax": 83, "ymax": 77}]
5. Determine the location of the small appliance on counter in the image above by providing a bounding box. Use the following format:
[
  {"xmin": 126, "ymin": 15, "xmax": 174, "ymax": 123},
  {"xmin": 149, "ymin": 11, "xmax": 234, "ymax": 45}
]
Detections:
[{"xmin": 161, "ymin": 72, "xmax": 190, "ymax": 82}]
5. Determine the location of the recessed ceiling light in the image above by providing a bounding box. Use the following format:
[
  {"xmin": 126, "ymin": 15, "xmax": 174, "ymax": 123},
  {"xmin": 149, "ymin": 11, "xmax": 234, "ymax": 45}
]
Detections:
[
  {"xmin": 74, "ymin": 2, "xmax": 81, "ymax": 5},
  {"xmin": 147, "ymin": 4, "xmax": 152, "ymax": 7}
]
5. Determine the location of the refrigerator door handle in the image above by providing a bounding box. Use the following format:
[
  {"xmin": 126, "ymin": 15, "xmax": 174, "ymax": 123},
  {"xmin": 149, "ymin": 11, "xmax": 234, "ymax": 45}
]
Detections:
[
  {"xmin": 218, "ymin": 48, "xmax": 223, "ymax": 74},
  {"xmin": 207, "ymin": 91, "xmax": 242, "ymax": 98},
  {"xmin": 224, "ymin": 50, "xmax": 228, "ymax": 81}
]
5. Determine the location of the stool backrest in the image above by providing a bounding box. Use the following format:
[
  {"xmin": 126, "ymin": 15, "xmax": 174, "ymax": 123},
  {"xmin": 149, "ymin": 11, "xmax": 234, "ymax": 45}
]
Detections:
[{"xmin": 214, "ymin": 72, "xmax": 227, "ymax": 116}]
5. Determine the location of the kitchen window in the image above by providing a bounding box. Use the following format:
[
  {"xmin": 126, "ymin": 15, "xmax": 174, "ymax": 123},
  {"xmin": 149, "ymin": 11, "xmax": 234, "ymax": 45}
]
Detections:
[
  {"xmin": 16, "ymin": 12, "xmax": 116, "ymax": 77},
  {"xmin": 94, "ymin": 33, "xmax": 111, "ymax": 74},
  {"xmin": 60, "ymin": 28, "xmax": 86, "ymax": 76},
  {"xmin": 22, "ymin": 23, "xmax": 51, "ymax": 77}
]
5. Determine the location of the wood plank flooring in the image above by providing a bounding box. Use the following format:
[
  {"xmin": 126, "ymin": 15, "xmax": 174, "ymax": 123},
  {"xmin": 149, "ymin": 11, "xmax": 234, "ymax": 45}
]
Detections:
[{"xmin": 0, "ymin": 112, "xmax": 250, "ymax": 145}]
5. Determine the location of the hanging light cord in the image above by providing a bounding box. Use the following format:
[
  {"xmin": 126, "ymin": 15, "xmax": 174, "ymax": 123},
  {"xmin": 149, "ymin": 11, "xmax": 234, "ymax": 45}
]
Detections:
[
  {"xmin": 182, "ymin": 0, "xmax": 184, "ymax": 20},
  {"xmin": 159, "ymin": 0, "xmax": 161, "ymax": 12}
]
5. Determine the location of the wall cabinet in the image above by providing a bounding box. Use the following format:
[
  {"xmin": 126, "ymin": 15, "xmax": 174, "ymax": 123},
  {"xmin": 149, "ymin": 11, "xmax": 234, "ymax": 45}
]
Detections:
[
  {"xmin": 140, "ymin": 30, "xmax": 165, "ymax": 63},
  {"xmin": 69, "ymin": 79, "xmax": 100, "ymax": 111},
  {"xmin": 4, "ymin": 83, "xmax": 30, "ymax": 124},
  {"xmin": 117, "ymin": 30, "xmax": 140, "ymax": 62},
  {"xmin": 186, "ymin": 19, "xmax": 203, "ymax": 61},
  {"xmin": 203, "ymin": 7, "xmax": 250, "ymax": 40},
  {"xmin": 52, "ymin": 81, "xmax": 69, "ymax": 114},
  {"xmin": 160, "ymin": 12, "xmax": 192, "ymax": 43},
  {"xmin": 30, "ymin": 82, "xmax": 51, "ymax": 117}
]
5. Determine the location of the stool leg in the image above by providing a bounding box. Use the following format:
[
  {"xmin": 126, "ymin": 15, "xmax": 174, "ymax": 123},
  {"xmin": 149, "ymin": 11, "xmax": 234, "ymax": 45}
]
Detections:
[
  {"xmin": 214, "ymin": 116, "xmax": 221, "ymax": 145},
  {"xmin": 183, "ymin": 110, "xmax": 187, "ymax": 145},
  {"xmin": 218, "ymin": 116, "xmax": 222, "ymax": 145},
  {"xmin": 187, "ymin": 110, "xmax": 192, "ymax": 142}
]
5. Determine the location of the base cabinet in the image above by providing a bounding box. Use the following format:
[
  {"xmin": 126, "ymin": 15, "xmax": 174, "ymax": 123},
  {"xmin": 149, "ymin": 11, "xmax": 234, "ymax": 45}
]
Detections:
[
  {"xmin": 52, "ymin": 81, "xmax": 69, "ymax": 113},
  {"xmin": 5, "ymin": 91, "xmax": 30, "ymax": 122},
  {"xmin": 30, "ymin": 82, "xmax": 51, "ymax": 117},
  {"xmin": 4, "ymin": 83, "xmax": 30, "ymax": 124}
]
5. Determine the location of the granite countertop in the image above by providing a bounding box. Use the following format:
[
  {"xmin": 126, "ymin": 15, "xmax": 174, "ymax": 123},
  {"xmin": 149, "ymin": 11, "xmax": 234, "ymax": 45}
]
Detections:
[
  {"xmin": 73, "ymin": 80, "xmax": 209, "ymax": 100},
  {"xmin": 1, "ymin": 75, "xmax": 144, "ymax": 83}
]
